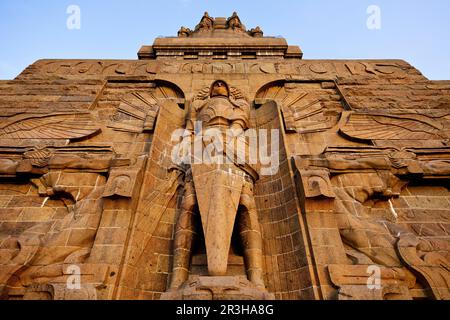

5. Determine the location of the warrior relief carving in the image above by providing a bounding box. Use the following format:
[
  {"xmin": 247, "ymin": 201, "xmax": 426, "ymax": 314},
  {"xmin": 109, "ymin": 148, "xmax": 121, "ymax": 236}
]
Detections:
[{"xmin": 165, "ymin": 81, "xmax": 267, "ymax": 296}]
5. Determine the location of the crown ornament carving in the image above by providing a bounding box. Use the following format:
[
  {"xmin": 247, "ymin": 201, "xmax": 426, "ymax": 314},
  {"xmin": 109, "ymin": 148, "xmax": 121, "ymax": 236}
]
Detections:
[{"xmin": 177, "ymin": 12, "xmax": 263, "ymax": 38}]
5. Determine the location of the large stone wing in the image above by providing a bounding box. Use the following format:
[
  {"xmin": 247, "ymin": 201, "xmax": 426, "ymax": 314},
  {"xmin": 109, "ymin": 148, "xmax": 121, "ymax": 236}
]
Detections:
[
  {"xmin": 250, "ymin": 101, "xmax": 312, "ymax": 297},
  {"xmin": 339, "ymin": 112, "xmax": 446, "ymax": 141},
  {"xmin": 0, "ymin": 113, "xmax": 100, "ymax": 140},
  {"xmin": 119, "ymin": 100, "xmax": 186, "ymax": 298}
]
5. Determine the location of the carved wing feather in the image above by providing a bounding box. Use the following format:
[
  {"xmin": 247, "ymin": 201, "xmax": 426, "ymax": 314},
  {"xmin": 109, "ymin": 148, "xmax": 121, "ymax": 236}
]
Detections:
[
  {"xmin": 340, "ymin": 113, "xmax": 444, "ymax": 141},
  {"xmin": 230, "ymin": 87, "xmax": 246, "ymax": 101},
  {"xmin": 195, "ymin": 86, "xmax": 211, "ymax": 101},
  {"xmin": 119, "ymin": 92, "xmax": 159, "ymax": 120},
  {"xmin": 255, "ymin": 85, "xmax": 334, "ymax": 133},
  {"xmin": 0, "ymin": 113, "xmax": 100, "ymax": 140}
]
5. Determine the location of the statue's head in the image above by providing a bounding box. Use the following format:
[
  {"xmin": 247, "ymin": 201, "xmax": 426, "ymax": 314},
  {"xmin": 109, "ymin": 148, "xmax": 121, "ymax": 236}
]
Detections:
[
  {"xmin": 210, "ymin": 80, "xmax": 229, "ymax": 98},
  {"xmin": 113, "ymin": 175, "xmax": 131, "ymax": 194}
]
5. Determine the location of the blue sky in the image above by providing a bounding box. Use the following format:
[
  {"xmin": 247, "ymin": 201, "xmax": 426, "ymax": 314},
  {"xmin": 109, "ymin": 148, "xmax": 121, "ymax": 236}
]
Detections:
[{"xmin": 0, "ymin": 0, "xmax": 449, "ymax": 79}]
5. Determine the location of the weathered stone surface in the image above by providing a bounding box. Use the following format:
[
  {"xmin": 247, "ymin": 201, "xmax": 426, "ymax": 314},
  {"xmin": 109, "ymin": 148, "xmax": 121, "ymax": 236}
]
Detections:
[
  {"xmin": 0, "ymin": 13, "xmax": 449, "ymax": 300},
  {"xmin": 161, "ymin": 276, "xmax": 274, "ymax": 300}
]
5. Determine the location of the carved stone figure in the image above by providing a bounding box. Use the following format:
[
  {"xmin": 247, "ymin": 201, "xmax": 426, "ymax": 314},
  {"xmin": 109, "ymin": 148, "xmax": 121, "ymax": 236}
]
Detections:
[
  {"xmin": 397, "ymin": 232, "xmax": 450, "ymax": 300},
  {"xmin": 0, "ymin": 173, "xmax": 106, "ymax": 299},
  {"xmin": 195, "ymin": 12, "xmax": 214, "ymax": 32},
  {"xmin": 167, "ymin": 81, "xmax": 266, "ymax": 292},
  {"xmin": 227, "ymin": 12, "xmax": 246, "ymax": 32},
  {"xmin": 0, "ymin": 12, "xmax": 449, "ymax": 301},
  {"xmin": 249, "ymin": 26, "xmax": 264, "ymax": 38},
  {"xmin": 331, "ymin": 171, "xmax": 450, "ymax": 299},
  {"xmin": 177, "ymin": 26, "xmax": 192, "ymax": 38}
]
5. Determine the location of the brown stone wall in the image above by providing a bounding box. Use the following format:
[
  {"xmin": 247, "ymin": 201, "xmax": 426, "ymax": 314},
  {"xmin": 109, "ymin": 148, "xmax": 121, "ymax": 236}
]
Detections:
[
  {"xmin": 395, "ymin": 182, "xmax": 450, "ymax": 260},
  {"xmin": 0, "ymin": 21, "xmax": 449, "ymax": 299},
  {"xmin": 253, "ymin": 102, "xmax": 314, "ymax": 300}
]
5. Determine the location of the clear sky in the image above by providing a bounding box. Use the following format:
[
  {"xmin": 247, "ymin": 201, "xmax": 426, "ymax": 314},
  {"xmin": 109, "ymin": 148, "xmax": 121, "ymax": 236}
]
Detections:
[{"xmin": 0, "ymin": 0, "xmax": 449, "ymax": 80}]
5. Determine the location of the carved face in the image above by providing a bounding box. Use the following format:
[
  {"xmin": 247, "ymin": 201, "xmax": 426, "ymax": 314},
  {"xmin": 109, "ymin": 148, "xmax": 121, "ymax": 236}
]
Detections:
[
  {"xmin": 210, "ymin": 81, "xmax": 229, "ymax": 98},
  {"xmin": 113, "ymin": 175, "xmax": 131, "ymax": 194}
]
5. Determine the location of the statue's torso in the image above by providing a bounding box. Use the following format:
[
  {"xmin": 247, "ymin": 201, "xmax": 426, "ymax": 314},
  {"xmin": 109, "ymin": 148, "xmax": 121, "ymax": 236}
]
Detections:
[{"xmin": 196, "ymin": 96, "xmax": 249, "ymax": 129}]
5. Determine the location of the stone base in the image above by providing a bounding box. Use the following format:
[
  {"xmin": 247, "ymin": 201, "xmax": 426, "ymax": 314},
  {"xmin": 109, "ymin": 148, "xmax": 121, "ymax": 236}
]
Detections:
[
  {"xmin": 23, "ymin": 283, "xmax": 98, "ymax": 300},
  {"xmin": 328, "ymin": 265, "xmax": 415, "ymax": 300},
  {"xmin": 161, "ymin": 276, "xmax": 275, "ymax": 300}
]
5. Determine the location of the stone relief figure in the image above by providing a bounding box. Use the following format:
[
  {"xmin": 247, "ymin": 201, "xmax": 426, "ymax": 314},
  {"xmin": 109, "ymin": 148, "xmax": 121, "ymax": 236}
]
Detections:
[
  {"xmin": 397, "ymin": 233, "xmax": 450, "ymax": 300},
  {"xmin": 332, "ymin": 173, "xmax": 406, "ymax": 267},
  {"xmin": 168, "ymin": 81, "xmax": 266, "ymax": 292},
  {"xmin": 227, "ymin": 12, "xmax": 246, "ymax": 32},
  {"xmin": 177, "ymin": 26, "xmax": 193, "ymax": 38},
  {"xmin": 195, "ymin": 12, "xmax": 214, "ymax": 32},
  {"xmin": 249, "ymin": 26, "xmax": 264, "ymax": 38},
  {"xmin": 332, "ymin": 171, "xmax": 450, "ymax": 299},
  {"xmin": 0, "ymin": 172, "xmax": 106, "ymax": 299}
]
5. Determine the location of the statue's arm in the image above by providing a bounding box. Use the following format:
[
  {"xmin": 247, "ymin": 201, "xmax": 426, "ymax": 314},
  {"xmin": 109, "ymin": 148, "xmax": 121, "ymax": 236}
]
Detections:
[
  {"xmin": 230, "ymin": 119, "xmax": 246, "ymax": 136},
  {"xmin": 170, "ymin": 101, "xmax": 197, "ymax": 174}
]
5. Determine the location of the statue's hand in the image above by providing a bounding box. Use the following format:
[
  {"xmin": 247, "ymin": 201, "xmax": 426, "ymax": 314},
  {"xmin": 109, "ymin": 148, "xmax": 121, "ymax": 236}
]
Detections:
[
  {"xmin": 171, "ymin": 134, "xmax": 192, "ymax": 172},
  {"xmin": 230, "ymin": 121, "xmax": 245, "ymax": 137}
]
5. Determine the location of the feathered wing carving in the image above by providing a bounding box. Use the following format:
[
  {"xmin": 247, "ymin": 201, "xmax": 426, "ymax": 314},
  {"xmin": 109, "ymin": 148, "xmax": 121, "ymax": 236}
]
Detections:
[
  {"xmin": 281, "ymin": 92, "xmax": 331, "ymax": 133},
  {"xmin": 229, "ymin": 87, "xmax": 246, "ymax": 101},
  {"xmin": 255, "ymin": 84, "xmax": 335, "ymax": 133},
  {"xmin": 339, "ymin": 112, "xmax": 446, "ymax": 141},
  {"xmin": 0, "ymin": 112, "xmax": 100, "ymax": 140},
  {"xmin": 109, "ymin": 84, "xmax": 184, "ymax": 134},
  {"xmin": 195, "ymin": 85, "xmax": 247, "ymax": 102},
  {"xmin": 109, "ymin": 91, "xmax": 160, "ymax": 133},
  {"xmin": 118, "ymin": 91, "xmax": 158, "ymax": 121},
  {"xmin": 195, "ymin": 86, "xmax": 211, "ymax": 101}
]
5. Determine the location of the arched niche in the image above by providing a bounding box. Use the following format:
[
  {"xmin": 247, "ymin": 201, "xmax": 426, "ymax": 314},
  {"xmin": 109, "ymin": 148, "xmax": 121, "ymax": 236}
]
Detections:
[
  {"xmin": 254, "ymin": 80, "xmax": 285, "ymax": 109},
  {"xmin": 154, "ymin": 80, "xmax": 186, "ymax": 110}
]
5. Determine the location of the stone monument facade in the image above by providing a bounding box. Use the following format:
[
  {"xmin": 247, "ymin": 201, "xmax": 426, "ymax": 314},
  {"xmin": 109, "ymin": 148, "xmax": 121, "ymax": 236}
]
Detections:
[{"xmin": 0, "ymin": 13, "xmax": 449, "ymax": 300}]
